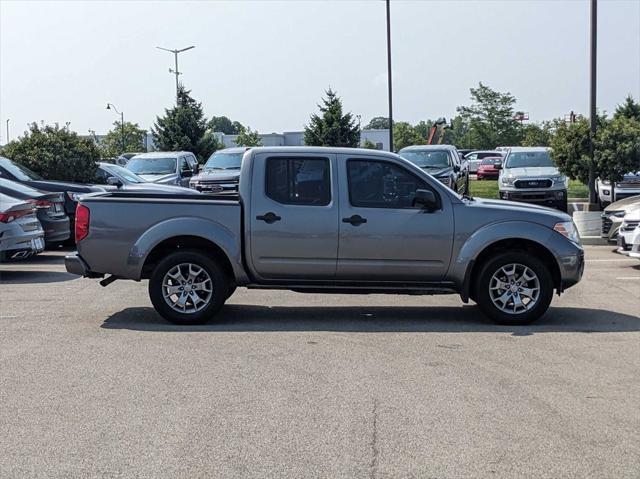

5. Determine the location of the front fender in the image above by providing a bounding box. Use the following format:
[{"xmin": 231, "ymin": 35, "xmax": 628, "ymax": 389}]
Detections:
[
  {"xmin": 127, "ymin": 216, "xmax": 243, "ymax": 281},
  {"xmin": 449, "ymin": 220, "xmax": 559, "ymax": 298}
]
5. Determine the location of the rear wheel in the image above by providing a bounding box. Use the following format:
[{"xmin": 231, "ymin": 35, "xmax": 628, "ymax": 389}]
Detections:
[
  {"xmin": 476, "ymin": 251, "xmax": 554, "ymax": 325},
  {"xmin": 149, "ymin": 250, "xmax": 228, "ymax": 325}
]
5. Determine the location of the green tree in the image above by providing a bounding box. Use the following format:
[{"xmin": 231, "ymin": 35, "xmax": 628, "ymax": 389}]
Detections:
[
  {"xmin": 1, "ymin": 123, "xmax": 99, "ymax": 182},
  {"xmin": 100, "ymin": 121, "xmax": 147, "ymax": 158},
  {"xmin": 457, "ymin": 82, "xmax": 522, "ymax": 149},
  {"xmin": 550, "ymin": 118, "xmax": 592, "ymax": 184},
  {"xmin": 234, "ymin": 126, "xmax": 262, "ymax": 147},
  {"xmin": 595, "ymin": 116, "xmax": 640, "ymax": 184},
  {"xmin": 152, "ymin": 85, "xmax": 217, "ymax": 162},
  {"xmin": 304, "ymin": 88, "xmax": 360, "ymax": 147},
  {"xmin": 209, "ymin": 116, "xmax": 244, "ymax": 134},
  {"xmin": 393, "ymin": 122, "xmax": 423, "ymax": 151},
  {"xmin": 414, "ymin": 120, "xmax": 434, "ymax": 142},
  {"xmin": 364, "ymin": 116, "xmax": 390, "ymax": 130},
  {"xmin": 520, "ymin": 121, "xmax": 556, "ymax": 147},
  {"xmin": 614, "ymin": 95, "xmax": 640, "ymax": 122}
]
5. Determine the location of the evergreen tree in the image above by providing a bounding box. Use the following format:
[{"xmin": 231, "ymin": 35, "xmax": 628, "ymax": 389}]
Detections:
[
  {"xmin": 304, "ymin": 89, "xmax": 360, "ymax": 147},
  {"xmin": 614, "ymin": 94, "xmax": 640, "ymax": 122},
  {"xmin": 152, "ymin": 85, "xmax": 217, "ymax": 162}
]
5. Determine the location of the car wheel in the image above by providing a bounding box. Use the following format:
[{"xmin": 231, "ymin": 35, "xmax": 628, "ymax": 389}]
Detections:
[
  {"xmin": 476, "ymin": 251, "xmax": 554, "ymax": 325},
  {"xmin": 226, "ymin": 286, "xmax": 237, "ymax": 299},
  {"xmin": 149, "ymin": 249, "xmax": 228, "ymax": 325}
]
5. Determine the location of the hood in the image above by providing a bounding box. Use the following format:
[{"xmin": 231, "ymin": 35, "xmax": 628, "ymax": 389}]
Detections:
[
  {"xmin": 191, "ymin": 169, "xmax": 241, "ymax": 182},
  {"xmin": 623, "ymin": 207, "xmax": 640, "ymax": 222},
  {"xmin": 466, "ymin": 196, "xmax": 570, "ymax": 227},
  {"xmin": 138, "ymin": 173, "xmax": 178, "ymax": 183},
  {"xmin": 502, "ymin": 166, "xmax": 559, "ymax": 178},
  {"xmin": 605, "ymin": 195, "xmax": 640, "ymax": 212},
  {"xmin": 28, "ymin": 180, "xmax": 107, "ymax": 193},
  {"xmin": 420, "ymin": 166, "xmax": 452, "ymax": 177}
]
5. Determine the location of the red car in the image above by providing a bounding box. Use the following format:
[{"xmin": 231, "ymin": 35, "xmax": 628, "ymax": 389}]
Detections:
[{"xmin": 476, "ymin": 157, "xmax": 501, "ymax": 180}]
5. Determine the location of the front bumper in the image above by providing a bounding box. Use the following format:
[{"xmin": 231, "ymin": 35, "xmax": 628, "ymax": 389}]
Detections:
[
  {"xmin": 500, "ymin": 188, "xmax": 567, "ymax": 208},
  {"xmin": 559, "ymin": 247, "xmax": 585, "ymax": 291}
]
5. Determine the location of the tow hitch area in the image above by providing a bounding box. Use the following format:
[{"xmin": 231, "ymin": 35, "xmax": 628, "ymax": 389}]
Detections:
[{"xmin": 99, "ymin": 275, "xmax": 119, "ymax": 287}]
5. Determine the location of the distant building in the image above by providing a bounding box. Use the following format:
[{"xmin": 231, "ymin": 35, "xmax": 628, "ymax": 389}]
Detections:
[{"xmin": 218, "ymin": 128, "xmax": 390, "ymax": 151}]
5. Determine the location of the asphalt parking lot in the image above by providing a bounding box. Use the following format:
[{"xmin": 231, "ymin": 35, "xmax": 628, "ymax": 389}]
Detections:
[{"xmin": 1, "ymin": 245, "xmax": 638, "ymax": 478}]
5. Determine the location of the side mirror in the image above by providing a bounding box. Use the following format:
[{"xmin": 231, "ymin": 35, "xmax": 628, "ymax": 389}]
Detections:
[
  {"xmin": 107, "ymin": 176, "xmax": 123, "ymax": 188},
  {"xmin": 193, "ymin": 164, "xmax": 200, "ymax": 174},
  {"xmin": 181, "ymin": 169, "xmax": 193, "ymax": 178},
  {"xmin": 413, "ymin": 189, "xmax": 439, "ymax": 211},
  {"xmin": 493, "ymin": 161, "xmax": 503, "ymax": 170}
]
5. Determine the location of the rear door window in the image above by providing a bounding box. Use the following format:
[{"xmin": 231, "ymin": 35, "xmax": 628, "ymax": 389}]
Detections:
[{"xmin": 265, "ymin": 157, "xmax": 331, "ymax": 206}]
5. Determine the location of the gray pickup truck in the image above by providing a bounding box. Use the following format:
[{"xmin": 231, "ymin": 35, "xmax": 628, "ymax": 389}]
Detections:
[{"xmin": 66, "ymin": 147, "xmax": 584, "ymax": 325}]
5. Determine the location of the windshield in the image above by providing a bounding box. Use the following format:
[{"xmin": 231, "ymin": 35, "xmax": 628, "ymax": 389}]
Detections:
[
  {"xmin": 102, "ymin": 164, "xmax": 145, "ymax": 183},
  {"xmin": 399, "ymin": 151, "xmax": 450, "ymax": 168},
  {"xmin": 126, "ymin": 158, "xmax": 176, "ymax": 175},
  {"xmin": 0, "ymin": 157, "xmax": 43, "ymax": 181},
  {"xmin": 505, "ymin": 150, "xmax": 554, "ymax": 168},
  {"xmin": 481, "ymin": 158, "xmax": 500, "ymax": 165},
  {"xmin": 203, "ymin": 152, "xmax": 243, "ymax": 171}
]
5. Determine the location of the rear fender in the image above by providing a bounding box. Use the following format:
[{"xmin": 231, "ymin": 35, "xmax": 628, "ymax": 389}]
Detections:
[{"xmin": 127, "ymin": 217, "xmax": 245, "ymax": 281}]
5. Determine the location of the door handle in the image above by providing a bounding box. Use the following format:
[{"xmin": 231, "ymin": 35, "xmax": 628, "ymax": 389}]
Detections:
[
  {"xmin": 342, "ymin": 214, "xmax": 367, "ymax": 226},
  {"xmin": 256, "ymin": 212, "xmax": 281, "ymax": 224}
]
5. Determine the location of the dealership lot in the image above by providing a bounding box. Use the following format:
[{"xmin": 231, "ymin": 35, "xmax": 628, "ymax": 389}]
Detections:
[{"xmin": 0, "ymin": 246, "xmax": 638, "ymax": 478}]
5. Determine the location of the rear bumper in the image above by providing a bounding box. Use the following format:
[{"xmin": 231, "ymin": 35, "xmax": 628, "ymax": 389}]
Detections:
[
  {"xmin": 65, "ymin": 253, "xmax": 91, "ymax": 276},
  {"xmin": 40, "ymin": 216, "xmax": 71, "ymax": 243}
]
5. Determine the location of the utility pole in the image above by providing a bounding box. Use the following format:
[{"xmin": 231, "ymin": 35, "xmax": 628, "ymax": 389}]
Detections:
[
  {"xmin": 106, "ymin": 103, "xmax": 125, "ymax": 154},
  {"xmin": 588, "ymin": 0, "xmax": 598, "ymax": 205},
  {"xmin": 156, "ymin": 46, "xmax": 195, "ymax": 105},
  {"xmin": 5, "ymin": 119, "xmax": 9, "ymax": 144},
  {"xmin": 385, "ymin": 0, "xmax": 394, "ymax": 152}
]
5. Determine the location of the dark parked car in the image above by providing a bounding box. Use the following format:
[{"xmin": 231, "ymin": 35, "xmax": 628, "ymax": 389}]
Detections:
[
  {"xmin": 189, "ymin": 147, "xmax": 250, "ymax": 195},
  {"xmin": 0, "ymin": 178, "xmax": 70, "ymax": 245},
  {"xmin": 0, "ymin": 156, "xmax": 106, "ymax": 241},
  {"xmin": 398, "ymin": 145, "xmax": 469, "ymax": 194}
]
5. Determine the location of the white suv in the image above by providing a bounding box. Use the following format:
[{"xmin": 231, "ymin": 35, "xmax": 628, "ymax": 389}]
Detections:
[
  {"xmin": 617, "ymin": 207, "xmax": 640, "ymax": 254},
  {"xmin": 596, "ymin": 172, "xmax": 640, "ymax": 208}
]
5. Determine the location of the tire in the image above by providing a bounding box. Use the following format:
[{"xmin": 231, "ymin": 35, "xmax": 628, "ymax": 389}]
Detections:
[
  {"xmin": 226, "ymin": 286, "xmax": 237, "ymax": 299},
  {"xmin": 149, "ymin": 250, "xmax": 228, "ymax": 325},
  {"xmin": 475, "ymin": 251, "xmax": 554, "ymax": 325},
  {"xmin": 464, "ymin": 175, "xmax": 470, "ymax": 194}
]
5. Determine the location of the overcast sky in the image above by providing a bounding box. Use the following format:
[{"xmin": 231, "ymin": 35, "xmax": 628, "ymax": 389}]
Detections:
[{"xmin": 1, "ymin": 0, "xmax": 639, "ymax": 142}]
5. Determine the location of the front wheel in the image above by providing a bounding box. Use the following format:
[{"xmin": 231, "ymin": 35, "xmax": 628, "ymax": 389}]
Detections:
[
  {"xmin": 476, "ymin": 251, "xmax": 554, "ymax": 325},
  {"xmin": 149, "ymin": 250, "xmax": 228, "ymax": 325}
]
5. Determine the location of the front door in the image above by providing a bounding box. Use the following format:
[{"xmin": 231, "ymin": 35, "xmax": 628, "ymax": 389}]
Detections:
[
  {"xmin": 248, "ymin": 153, "xmax": 339, "ymax": 280},
  {"xmin": 337, "ymin": 156, "xmax": 454, "ymax": 281}
]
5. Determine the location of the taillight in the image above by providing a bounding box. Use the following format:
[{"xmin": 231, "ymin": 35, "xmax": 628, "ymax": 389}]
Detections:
[
  {"xmin": 0, "ymin": 209, "xmax": 32, "ymax": 223},
  {"xmin": 75, "ymin": 204, "xmax": 90, "ymax": 242},
  {"xmin": 28, "ymin": 199, "xmax": 54, "ymax": 209}
]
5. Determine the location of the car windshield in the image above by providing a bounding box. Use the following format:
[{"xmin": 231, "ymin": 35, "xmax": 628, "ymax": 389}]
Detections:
[
  {"xmin": 126, "ymin": 158, "xmax": 176, "ymax": 175},
  {"xmin": 399, "ymin": 151, "xmax": 450, "ymax": 168},
  {"xmin": 203, "ymin": 152, "xmax": 244, "ymax": 171},
  {"xmin": 481, "ymin": 158, "xmax": 500, "ymax": 165},
  {"xmin": 102, "ymin": 164, "xmax": 145, "ymax": 183},
  {"xmin": 505, "ymin": 151, "xmax": 554, "ymax": 168},
  {"xmin": 0, "ymin": 157, "xmax": 43, "ymax": 181}
]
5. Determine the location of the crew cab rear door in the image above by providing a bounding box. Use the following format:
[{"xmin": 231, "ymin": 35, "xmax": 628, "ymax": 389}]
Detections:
[
  {"xmin": 336, "ymin": 154, "xmax": 454, "ymax": 281},
  {"xmin": 248, "ymin": 152, "xmax": 339, "ymax": 280}
]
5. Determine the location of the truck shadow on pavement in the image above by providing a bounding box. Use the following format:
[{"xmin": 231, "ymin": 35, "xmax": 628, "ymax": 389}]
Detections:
[{"xmin": 101, "ymin": 305, "xmax": 640, "ymax": 335}]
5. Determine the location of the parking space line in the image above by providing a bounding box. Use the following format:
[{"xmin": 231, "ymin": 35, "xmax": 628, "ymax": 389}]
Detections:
[{"xmin": 586, "ymin": 258, "xmax": 637, "ymax": 262}]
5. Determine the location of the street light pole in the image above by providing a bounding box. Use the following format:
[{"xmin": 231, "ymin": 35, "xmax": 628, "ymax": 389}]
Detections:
[
  {"xmin": 588, "ymin": 0, "xmax": 598, "ymax": 204},
  {"xmin": 156, "ymin": 46, "xmax": 195, "ymax": 105},
  {"xmin": 5, "ymin": 119, "xmax": 9, "ymax": 143},
  {"xmin": 106, "ymin": 103, "xmax": 125, "ymax": 154},
  {"xmin": 385, "ymin": 0, "xmax": 394, "ymax": 152}
]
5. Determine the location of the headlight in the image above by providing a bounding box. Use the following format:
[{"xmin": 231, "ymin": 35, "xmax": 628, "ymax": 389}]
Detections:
[
  {"xmin": 601, "ymin": 179, "xmax": 611, "ymax": 186},
  {"xmin": 438, "ymin": 176, "xmax": 451, "ymax": 187},
  {"xmin": 551, "ymin": 175, "xmax": 568, "ymax": 187},
  {"xmin": 611, "ymin": 211, "xmax": 625, "ymax": 218},
  {"xmin": 553, "ymin": 221, "xmax": 581, "ymax": 244},
  {"xmin": 501, "ymin": 175, "xmax": 515, "ymax": 185}
]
